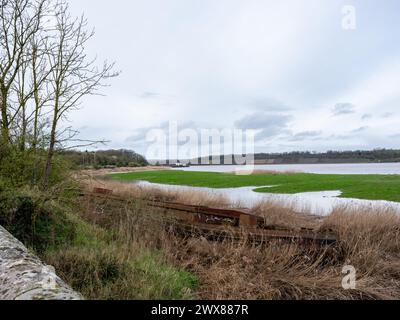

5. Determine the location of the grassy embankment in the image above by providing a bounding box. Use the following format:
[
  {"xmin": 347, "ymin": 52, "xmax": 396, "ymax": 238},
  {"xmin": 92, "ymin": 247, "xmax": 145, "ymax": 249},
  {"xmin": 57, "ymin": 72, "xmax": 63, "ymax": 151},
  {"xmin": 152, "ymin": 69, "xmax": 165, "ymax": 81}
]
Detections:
[
  {"xmin": 0, "ymin": 181, "xmax": 198, "ymax": 300},
  {"xmin": 111, "ymin": 170, "xmax": 400, "ymax": 202}
]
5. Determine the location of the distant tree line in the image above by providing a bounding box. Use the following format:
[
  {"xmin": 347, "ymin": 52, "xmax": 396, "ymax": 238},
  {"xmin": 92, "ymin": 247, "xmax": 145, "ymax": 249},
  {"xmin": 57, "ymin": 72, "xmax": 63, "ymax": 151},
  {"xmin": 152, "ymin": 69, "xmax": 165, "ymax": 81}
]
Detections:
[
  {"xmin": 253, "ymin": 149, "xmax": 400, "ymax": 164},
  {"xmin": 61, "ymin": 149, "xmax": 148, "ymax": 169},
  {"xmin": 192, "ymin": 149, "xmax": 400, "ymax": 165}
]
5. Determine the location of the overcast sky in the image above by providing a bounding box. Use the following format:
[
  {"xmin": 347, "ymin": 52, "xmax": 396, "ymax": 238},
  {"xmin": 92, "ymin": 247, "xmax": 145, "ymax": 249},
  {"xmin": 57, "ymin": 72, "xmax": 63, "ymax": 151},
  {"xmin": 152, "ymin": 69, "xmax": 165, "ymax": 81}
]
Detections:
[{"xmin": 68, "ymin": 0, "xmax": 400, "ymax": 155}]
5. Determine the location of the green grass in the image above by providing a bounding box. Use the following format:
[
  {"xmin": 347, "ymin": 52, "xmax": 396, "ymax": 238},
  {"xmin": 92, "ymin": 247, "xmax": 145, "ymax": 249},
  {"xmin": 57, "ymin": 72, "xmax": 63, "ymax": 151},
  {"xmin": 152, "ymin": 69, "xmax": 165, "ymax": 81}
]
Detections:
[
  {"xmin": 0, "ymin": 184, "xmax": 199, "ymax": 300},
  {"xmin": 45, "ymin": 246, "xmax": 198, "ymax": 300},
  {"xmin": 131, "ymin": 250, "xmax": 199, "ymax": 300},
  {"xmin": 111, "ymin": 170, "xmax": 400, "ymax": 203}
]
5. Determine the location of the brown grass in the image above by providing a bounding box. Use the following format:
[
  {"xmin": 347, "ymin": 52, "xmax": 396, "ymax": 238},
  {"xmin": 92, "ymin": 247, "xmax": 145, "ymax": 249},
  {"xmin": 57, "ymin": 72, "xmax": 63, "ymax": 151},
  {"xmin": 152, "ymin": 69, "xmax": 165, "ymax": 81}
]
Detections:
[
  {"xmin": 251, "ymin": 200, "xmax": 322, "ymax": 230},
  {"xmin": 77, "ymin": 166, "xmax": 170, "ymax": 178},
  {"xmin": 50, "ymin": 178, "xmax": 400, "ymax": 300},
  {"xmin": 166, "ymin": 205, "xmax": 400, "ymax": 300},
  {"xmin": 81, "ymin": 178, "xmax": 231, "ymax": 208}
]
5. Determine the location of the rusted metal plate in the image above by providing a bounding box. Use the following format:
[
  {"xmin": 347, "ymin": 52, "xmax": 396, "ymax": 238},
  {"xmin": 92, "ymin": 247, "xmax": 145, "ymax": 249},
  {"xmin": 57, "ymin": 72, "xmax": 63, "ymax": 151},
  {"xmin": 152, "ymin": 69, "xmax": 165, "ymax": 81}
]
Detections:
[
  {"xmin": 239, "ymin": 214, "xmax": 258, "ymax": 228},
  {"xmin": 87, "ymin": 190, "xmax": 337, "ymax": 245},
  {"xmin": 93, "ymin": 188, "xmax": 113, "ymax": 195},
  {"xmin": 171, "ymin": 222, "xmax": 337, "ymax": 246}
]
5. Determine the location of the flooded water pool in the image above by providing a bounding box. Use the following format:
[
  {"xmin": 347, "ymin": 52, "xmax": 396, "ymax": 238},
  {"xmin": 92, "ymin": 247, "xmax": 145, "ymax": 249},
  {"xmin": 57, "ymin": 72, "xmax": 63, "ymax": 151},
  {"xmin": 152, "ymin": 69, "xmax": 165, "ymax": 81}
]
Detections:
[{"xmin": 135, "ymin": 181, "xmax": 400, "ymax": 216}]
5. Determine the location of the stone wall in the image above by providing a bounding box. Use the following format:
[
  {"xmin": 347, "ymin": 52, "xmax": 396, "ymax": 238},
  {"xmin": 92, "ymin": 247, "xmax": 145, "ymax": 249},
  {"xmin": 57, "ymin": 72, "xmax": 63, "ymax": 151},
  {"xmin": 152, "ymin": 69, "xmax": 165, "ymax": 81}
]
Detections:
[{"xmin": 0, "ymin": 226, "xmax": 82, "ymax": 300}]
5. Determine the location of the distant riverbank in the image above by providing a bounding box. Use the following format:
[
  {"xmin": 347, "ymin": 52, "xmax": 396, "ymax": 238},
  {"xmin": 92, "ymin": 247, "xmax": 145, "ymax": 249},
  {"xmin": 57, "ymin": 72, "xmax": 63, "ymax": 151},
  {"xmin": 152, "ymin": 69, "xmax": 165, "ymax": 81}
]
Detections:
[{"xmin": 176, "ymin": 162, "xmax": 400, "ymax": 175}]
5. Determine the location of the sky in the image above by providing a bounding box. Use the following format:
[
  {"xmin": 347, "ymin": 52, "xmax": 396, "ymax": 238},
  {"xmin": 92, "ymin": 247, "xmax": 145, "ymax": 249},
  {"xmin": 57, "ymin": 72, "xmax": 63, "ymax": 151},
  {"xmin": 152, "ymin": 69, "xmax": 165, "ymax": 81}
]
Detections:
[{"xmin": 67, "ymin": 0, "xmax": 400, "ymax": 156}]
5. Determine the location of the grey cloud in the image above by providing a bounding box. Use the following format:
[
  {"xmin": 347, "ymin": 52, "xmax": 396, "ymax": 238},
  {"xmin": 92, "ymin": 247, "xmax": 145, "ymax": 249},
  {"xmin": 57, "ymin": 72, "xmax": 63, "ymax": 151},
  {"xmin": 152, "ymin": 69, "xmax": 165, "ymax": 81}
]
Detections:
[
  {"xmin": 327, "ymin": 126, "xmax": 370, "ymax": 140},
  {"xmin": 327, "ymin": 134, "xmax": 351, "ymax": 140},
  {"xmin": 289, "ymin": 131, "xmax": 323, "ymax": 142},
  {"xmin": 235, "ymin": 112, "xmax": 292, "ymax": 140},
  {"xmin": 235, "ymin": 112, "xmax": 292, "ymax": 130},
  {"xmin": 139, "ymin": 92, "xmax": 174, "ymax": 99},
  {"xmin": 126, "ymin": 121, "xmax": 169, "ymax": 145},
  {"xmin": 125, "ymin": 129, "xmax": 152, "ymax": 146},
  {"xmin": 249, "ymin": 97, "xmax": 292, "ymax": 112},
  {"xmin": 362, "ymin": 114, "xmax": 373, "ymax": 120},
  {"xmin": 126, "ymin": 121, "xmax": 198, "ymax": 146},
  {"xmin": 332, "ymin": 103, "xmax": 356, "ymax": 116},
  {"xmin": 351, "ymin": 126, "xmax": 369, "ymax": 133},
  {"xmin": 382, "ymin": 112, "xmax": 394, "ymax": 118}
]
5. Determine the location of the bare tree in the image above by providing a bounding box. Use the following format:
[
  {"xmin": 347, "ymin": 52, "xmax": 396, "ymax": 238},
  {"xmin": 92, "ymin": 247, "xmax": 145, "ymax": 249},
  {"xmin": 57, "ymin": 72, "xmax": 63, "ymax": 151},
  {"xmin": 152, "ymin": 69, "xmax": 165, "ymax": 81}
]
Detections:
[
  {"xmin": 31, "ymin": 35, "xmax": 52, "ymax": 151},
  {"xmin": 12, "ymin": 35, "xmax": 53, "ymax": 150},
  {"xmin": 0, "ymin": 0, "xmax": 118, "ymax": 188},
  {"xmin": 42, "ymin": 2, "xmax": 118, "ymax": 189},
  {"xmin": 14, "ymin": 56, "xmax": 31, "ymax": 150},
  {"xmin": 0, "ymin": 0, "xmax": 48, "ymax": 145}
]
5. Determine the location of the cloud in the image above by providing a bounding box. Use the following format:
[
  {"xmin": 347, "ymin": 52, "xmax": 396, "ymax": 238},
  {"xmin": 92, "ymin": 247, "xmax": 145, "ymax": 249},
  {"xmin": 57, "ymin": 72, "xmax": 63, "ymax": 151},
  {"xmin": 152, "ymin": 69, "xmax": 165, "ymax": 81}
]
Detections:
[
  {"xmin": 235, "ymin": 112, "xmax": 292, "ymax": 140},
  {"xmin": 332, "ymin": 103, "xmax": 356, "ymax": 116},
  {"xmin": 289, "ymin": 131, "xmax": 323, "ymax": 142},
  {"xmin": 139, "ymin": 92, "xmax": 174, "ymax": 99},
  {"xmin": 67, "ymin": 0, "xmax": 400, "ymax": 153},
  {"xmin": 249, "ymin": 97, "xmax": 292, "ymax": 112},
  {"xmin": 125, "ymin": 128, "xmax": 156, "ymax": 147},
  {"xmin": 351, "ymin": 126, "xmax": 369, "ymax": 133},
  {"xmin": 126, "ymin": 121, "xmax": 199, "ymax": 145},
  {"xmin": 362, "ymin": 114, "xmax": 373, "ymax": 120},
  {"xmin": 382, "ymin": 112, "xmax": 394, "ymax": 118}
]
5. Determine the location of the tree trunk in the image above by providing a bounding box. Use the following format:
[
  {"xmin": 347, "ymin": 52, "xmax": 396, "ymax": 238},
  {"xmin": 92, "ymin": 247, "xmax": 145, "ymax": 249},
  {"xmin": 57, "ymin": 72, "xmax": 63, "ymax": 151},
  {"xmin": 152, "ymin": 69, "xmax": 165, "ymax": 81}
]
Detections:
[
  {"xmin": 32, "ymin": 95, "xmax": 40, "ymax": 151},
  {"xmin": 43, "ymin": 122, "xmax": 56, "ymax": 190},
  {"xmin": 43, "ymin": 98, "xmax": 59, "ymax": 190},
  {"xmin": 0, "ymin": 88, "xmax": 10, "ymax": 145},
  {"xmin": 31, "ymin": 49, "xmax": 40, "ymax": 151},
  {"xmin": 20, "ymin": 102, "xmax": 27, "ymax": 151}
]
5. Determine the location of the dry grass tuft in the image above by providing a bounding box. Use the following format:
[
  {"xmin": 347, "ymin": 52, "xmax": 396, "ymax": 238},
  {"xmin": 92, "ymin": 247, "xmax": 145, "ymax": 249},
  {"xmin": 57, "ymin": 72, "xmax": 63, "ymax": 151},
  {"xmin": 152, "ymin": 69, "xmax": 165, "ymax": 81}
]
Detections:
[
  {"xmin": 164, "ymin": 205, "xmax": 400, "ymax": 300},
  {"xmin": 251, "ymin": 200, "xmax": 322, "ymax": 230},
  {"xmin": 81, "ymin": 178, "xmax": 231, "ymax": 208}
]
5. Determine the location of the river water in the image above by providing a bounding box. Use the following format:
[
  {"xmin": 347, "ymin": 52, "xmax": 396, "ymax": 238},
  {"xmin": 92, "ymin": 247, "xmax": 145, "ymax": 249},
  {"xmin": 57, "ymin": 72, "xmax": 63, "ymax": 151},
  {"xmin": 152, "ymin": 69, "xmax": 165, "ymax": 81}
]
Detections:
[{"xmin": 175, "ymin": 163, "xmax": 400, "ymax": 175}]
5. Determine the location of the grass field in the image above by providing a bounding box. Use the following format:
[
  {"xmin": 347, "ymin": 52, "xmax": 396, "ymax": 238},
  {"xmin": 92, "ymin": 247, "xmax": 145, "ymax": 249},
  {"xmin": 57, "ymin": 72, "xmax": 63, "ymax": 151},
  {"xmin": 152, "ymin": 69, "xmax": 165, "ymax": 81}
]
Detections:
[{"xmin": 111, "ymin": 170, "xmax": 400, "ymax": 203}]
